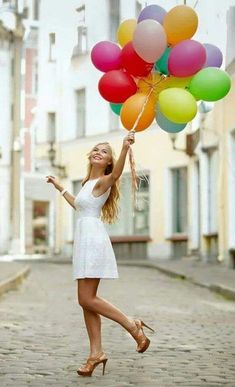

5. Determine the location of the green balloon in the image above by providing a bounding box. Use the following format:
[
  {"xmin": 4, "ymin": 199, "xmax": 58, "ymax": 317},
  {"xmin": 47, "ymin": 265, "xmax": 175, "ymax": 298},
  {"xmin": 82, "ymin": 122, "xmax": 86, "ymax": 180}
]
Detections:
[
  {"xmin": 155, "ymin": 47, "xmax": 171, "ymax": 75},
  {"xmin": 110, "ymin": 103, "xmax": 123, "ymax": 115},
  {"xmin": 189, "ymin": 67, "xmax": 231, "ymax": 101}
]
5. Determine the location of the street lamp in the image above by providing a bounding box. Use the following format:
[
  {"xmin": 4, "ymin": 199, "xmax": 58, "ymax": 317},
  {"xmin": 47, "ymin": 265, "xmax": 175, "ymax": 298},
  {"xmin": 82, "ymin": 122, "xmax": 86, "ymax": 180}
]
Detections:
[
  {"xmin": 169, "ymin": 133, "xmax": 186, "ymax": 152},
  {"xmin": 48, "ymin": 141, "xmax": 67, "ymax": 178}
]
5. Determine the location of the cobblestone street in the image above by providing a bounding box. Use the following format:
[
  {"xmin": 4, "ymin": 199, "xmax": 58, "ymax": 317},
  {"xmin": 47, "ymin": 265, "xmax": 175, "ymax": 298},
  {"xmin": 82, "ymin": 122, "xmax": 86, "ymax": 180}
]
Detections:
[{"xmin": 0, "ymin": 262, "xmax": 235, "ymax": 386}]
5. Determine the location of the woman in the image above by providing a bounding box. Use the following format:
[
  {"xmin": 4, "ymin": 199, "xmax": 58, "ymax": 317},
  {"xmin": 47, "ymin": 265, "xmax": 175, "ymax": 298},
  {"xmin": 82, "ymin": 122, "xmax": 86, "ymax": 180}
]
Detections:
[{"xmin": 46, "ymin": 131, "xmax": 155, "ymax": 377}]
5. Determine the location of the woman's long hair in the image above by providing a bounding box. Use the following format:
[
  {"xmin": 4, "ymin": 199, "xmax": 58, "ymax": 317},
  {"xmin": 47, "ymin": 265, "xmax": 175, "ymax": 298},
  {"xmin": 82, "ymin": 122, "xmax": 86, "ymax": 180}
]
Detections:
[{"xmin": 81, "ymin": 142, "xmax": 120, "ymax": 224}]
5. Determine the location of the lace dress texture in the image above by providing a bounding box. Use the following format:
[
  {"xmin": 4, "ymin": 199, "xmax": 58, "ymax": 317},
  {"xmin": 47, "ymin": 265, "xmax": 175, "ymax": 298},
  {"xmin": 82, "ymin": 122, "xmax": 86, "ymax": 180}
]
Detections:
[{"xmin": 72, "ymin": 178, "xmax": 119, "ymax": 280}]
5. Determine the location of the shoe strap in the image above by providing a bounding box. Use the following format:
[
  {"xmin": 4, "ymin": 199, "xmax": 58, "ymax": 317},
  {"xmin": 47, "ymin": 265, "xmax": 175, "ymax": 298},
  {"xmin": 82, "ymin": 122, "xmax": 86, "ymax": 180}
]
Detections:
[{"xmin": 87, "ymin": 351, "xmax": 105, "ymax": 363}]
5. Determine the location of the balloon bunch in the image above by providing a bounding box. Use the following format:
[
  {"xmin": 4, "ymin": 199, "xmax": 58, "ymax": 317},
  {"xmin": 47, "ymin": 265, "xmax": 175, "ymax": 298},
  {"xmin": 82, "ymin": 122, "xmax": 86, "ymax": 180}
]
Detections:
[{"xmin": 91, "ymin": 4, "xmax": 231, "ymax": 134}]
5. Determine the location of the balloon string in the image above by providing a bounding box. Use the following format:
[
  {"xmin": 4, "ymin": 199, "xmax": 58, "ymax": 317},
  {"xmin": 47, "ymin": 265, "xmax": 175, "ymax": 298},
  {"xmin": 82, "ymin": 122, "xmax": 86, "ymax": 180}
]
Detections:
[
  {"xmin": 128, "ymin": 88, "xmax": 153, "ymax": 210},
  {"xmin": 128, "ymin": 73, "xmax": 166, "ymax": 211}
]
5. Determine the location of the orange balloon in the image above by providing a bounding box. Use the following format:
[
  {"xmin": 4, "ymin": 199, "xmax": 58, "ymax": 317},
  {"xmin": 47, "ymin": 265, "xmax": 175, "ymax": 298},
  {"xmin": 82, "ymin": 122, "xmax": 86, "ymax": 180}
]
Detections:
[
  {"xmin": 163, "ymin": 5, "xmax": 198, "ymax": 46},
  {"xmin": 120, "ymin": 93, "xmax": 156, "ymax": 131},
  {"xmin": 117, "ymin": 19, "xmax": 137, "ymax": 47},
  {"xmin": 138, "ymin": 73, "xmax": 168, "ymax": 101}
]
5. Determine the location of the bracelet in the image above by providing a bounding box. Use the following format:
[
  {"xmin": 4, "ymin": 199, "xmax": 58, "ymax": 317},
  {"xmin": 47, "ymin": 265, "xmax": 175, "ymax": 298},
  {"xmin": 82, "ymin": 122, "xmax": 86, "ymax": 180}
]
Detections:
[{"xmin": 60, "ymin": 188, "xmax": 68, "ymax": 196}]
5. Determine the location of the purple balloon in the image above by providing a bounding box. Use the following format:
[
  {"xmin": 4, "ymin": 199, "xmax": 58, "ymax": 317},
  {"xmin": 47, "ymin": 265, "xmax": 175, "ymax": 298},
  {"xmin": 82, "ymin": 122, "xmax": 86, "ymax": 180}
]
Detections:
[
  {"xmin": 138, "ymin": 5, "xmax": 167, "ymax": 25},
  {"xmin": 168, "ymin": 40, "xmax": 207, "ymax": 77},
  {"xmin": 91, "ymin": 41, "xmax": 122, "ymax": 72},
  {"xmin": 203, "ymin": 43, "xmax": 223, "ymax": 68}
]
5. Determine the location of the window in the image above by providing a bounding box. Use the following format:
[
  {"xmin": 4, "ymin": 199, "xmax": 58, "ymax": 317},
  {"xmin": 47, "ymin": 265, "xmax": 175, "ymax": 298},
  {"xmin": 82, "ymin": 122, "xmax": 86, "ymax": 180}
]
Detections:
[
  {"xmin": 77, "ymin": 26, "xmax": 88, "ymax": 54},
  {"xmin": 33, "ymin": 0, "xmax": 39, "ymax": 20},
  {"xmin": 207, "ymin": 150, "xmax": 218, "ymax": 233},
  {"xmin": 75, "ymin": 89, "xmax": 86, "ymax": 137},
  {"xmin": 171, "ymin": 167, "xmax": 188, "ymax": 234},
  {"xmin": 106, "ymin": 173, "xmax": 150, "ymax": 236},
  {"xmin": 133, "ymin": 175, "xmax": 149, "ymax": 234},
  {"xmin": 33, "ymin": 201, "xmax": 49, "ymax": 253},
  {"xmin": 49, "ymin": 33, "xmax": 56, "ymax": 62},
  {"xmin": 109, "ymin": 0, "xmax": 120, "ymax": 41},
  {"xmin": 47, "ymin": 112, "xmax": 56, "ymax": 142},
  {"xmin": 135, "ymin": 1, "xmax": 142, "ymax": 18},
  {"xmin": 76, "ymin": 5, "xmax": 88, "ymax": 54}
]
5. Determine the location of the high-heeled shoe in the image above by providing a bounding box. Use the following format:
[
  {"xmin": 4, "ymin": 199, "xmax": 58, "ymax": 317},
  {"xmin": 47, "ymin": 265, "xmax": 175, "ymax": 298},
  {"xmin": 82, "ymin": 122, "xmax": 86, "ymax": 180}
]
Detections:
[
  {"xmin": 131, "ymin": 319, "xmax": 155, "ymax": 353},
  {"xmin": 77, "ymin": 351, "xmax": 108, "ymax": 377}
]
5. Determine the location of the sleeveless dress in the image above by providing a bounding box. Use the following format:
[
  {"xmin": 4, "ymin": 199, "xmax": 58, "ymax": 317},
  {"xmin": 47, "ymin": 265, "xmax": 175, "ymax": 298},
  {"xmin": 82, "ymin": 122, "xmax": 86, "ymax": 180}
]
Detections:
[{"xmin": 72, "ymin": 178, "xmax": 119, "ymax": 280}]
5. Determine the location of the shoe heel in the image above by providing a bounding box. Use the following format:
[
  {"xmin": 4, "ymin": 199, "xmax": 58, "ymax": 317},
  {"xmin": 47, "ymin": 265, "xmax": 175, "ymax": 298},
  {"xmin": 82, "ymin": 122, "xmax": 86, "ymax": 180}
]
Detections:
[
  {"xmin": 102, "ymin": 359, "xmax": 108, "ymax": 375},
  {"xmin": 141, "ymin": 320, "xmax": 155, "ymax": 333},
  {"xmin": 137, "ymin": 337, "xmax": 150, "ymax": 353}
]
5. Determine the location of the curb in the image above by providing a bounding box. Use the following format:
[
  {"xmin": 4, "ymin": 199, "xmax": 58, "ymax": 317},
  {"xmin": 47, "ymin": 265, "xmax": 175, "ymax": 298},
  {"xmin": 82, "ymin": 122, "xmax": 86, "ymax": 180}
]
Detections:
[{"xmin": 0, "ymin": 265, "xmax": 31, "ymax": 297}]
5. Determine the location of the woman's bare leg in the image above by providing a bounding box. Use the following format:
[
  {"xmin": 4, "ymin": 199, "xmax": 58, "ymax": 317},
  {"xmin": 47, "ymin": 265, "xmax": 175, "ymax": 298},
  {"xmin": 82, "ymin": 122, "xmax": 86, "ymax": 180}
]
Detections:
[
  {"xmin": 83, "ymin": 309, "xmax": 103, "ymax": 357},
  {"xmin": 77, "ymin": 278, "xmax": 136, "ymax": 337},
  {"xmin": 81, "ymin": 277, "xmax": 103, "ymax": 357},
  {"xmin": 77, "ymin": 278, "xmax": 103, "ymax": 358}
]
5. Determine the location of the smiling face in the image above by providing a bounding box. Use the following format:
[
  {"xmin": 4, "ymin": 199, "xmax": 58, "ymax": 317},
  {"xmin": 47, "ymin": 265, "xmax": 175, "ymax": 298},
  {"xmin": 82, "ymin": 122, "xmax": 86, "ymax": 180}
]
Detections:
[{"xmin": 90, "ymin": 143, "xmax": 112, "ymax": 169}]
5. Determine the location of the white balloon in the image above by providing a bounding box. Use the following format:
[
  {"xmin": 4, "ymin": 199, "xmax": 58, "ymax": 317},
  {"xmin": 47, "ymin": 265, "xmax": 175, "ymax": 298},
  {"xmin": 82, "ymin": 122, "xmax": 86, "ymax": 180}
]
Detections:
[{"xmin": 133, "ymin": 19, "xmax": 167, "ymax": 63}]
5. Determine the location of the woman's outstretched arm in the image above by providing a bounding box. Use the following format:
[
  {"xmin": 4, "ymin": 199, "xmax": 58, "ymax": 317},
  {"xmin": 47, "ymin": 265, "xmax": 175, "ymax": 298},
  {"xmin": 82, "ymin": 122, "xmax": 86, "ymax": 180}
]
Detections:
[{"xmin": 46, "ymin": 175, "xmax": 76, "ymax": 210}]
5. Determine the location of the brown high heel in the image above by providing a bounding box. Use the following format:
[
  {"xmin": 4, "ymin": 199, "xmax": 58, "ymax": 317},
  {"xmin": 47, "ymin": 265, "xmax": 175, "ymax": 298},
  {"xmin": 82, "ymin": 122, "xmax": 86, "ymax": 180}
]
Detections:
[
  {"xmin": 77, "ymin": 351, "xmax": 108, "ymax": 377},
  {"xmin": 131, "ymin": 319, "xmax": 155, "ymax": 353}
]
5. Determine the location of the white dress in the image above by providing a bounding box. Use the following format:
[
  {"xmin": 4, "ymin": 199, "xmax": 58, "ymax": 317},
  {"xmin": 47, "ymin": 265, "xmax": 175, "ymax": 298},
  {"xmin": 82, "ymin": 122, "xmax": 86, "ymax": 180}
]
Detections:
[{"xmin": 72, "ymin": 178, "xmax": 119, "ymax": 280}]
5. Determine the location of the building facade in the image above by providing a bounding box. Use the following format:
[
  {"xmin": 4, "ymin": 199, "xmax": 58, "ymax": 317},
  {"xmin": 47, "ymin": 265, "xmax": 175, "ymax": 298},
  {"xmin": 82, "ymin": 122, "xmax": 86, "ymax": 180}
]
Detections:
[{"xmin": 34, "ymin": 0, "xmax": 235, "ymax": 265}]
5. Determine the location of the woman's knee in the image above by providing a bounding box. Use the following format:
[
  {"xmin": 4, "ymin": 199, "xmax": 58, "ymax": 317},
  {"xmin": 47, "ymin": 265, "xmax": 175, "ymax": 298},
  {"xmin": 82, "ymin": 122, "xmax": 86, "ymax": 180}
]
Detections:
[
  {"xmin": 78, "ymin": 295, "xmax": 94, "ymax": 309},
  {"xmin": 77, "ymin": 278, "xmax": 99, "ymax": 308}
]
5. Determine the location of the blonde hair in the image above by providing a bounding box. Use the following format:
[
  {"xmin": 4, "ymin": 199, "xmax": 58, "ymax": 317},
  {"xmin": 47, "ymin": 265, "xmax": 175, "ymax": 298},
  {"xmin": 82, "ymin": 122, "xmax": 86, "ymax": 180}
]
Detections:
[{"xmin": 81, "ymin": 142, "xmax": 120, "ymax": 224}]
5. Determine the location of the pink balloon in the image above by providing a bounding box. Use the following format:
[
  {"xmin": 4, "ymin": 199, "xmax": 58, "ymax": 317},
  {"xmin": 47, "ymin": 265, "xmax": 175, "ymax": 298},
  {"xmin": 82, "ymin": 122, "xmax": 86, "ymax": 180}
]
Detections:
[
  {"xmin": 133, "ymin": 19, "xmax": 167, "ymax": 63},
  {"xmin": 168, "ymin": 40, "xmax": 206, "ymax": 77},
  {"xmin": 91, "ymin": 41, "xmax": 122, "ymax": 72}
]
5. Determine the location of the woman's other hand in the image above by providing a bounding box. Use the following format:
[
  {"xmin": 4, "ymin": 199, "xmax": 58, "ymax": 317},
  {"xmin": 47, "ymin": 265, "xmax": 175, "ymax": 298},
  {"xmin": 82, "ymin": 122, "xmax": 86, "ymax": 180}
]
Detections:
[{"xmin": 45, "ymin": 175, "xmax": 62, "ymax": 191}]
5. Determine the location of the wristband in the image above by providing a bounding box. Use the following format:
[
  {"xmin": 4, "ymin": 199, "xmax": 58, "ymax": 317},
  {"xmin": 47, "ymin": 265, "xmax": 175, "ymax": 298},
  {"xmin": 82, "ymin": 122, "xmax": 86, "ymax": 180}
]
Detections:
[{"xmin": 61, "ymin": 188, "xmax": 68, "ymax": 196}]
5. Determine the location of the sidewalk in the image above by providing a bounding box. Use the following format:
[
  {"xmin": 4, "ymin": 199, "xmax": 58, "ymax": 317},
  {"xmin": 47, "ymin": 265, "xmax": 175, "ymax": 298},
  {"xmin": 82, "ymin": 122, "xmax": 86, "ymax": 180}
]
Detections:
[
  {"xmin": 119, "ymin": 257, "xmax": 235, "ymax": 301},
  {"xmin": 0, "ymin": 261, "xmax": 31, "ymax": 297}
]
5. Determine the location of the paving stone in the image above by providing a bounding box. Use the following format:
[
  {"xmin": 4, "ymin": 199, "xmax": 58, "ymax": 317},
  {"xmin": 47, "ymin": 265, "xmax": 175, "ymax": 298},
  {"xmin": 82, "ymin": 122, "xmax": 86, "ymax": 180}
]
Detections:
[{"xmin": 0, "ymin": 262, "xmax": 234, "ymax": 386}]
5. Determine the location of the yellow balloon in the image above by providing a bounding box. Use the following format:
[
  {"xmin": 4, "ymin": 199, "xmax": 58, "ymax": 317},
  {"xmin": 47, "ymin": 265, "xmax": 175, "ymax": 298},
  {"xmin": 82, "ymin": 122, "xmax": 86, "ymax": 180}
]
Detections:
[
  {"xmin": 117, "ymin": 19, "xmax": 137, "ymax": 47},
  {"xmin": 163, "ymin": 5, "xmax": 198, "ymax": 46},
  {"xmin": 159, "ymin": 88, "xmax": 197, "ymax": 123},
  {"xmin": 164, "ymin": 76, "xmax": 201, "ymax": 100},
  {"xmin": 165, "ymin": 75, "xmax": 193, "ymax": 89},
  {"xmin": 120, "ymin": 93, "xmax": 156, "ymax": 131}
]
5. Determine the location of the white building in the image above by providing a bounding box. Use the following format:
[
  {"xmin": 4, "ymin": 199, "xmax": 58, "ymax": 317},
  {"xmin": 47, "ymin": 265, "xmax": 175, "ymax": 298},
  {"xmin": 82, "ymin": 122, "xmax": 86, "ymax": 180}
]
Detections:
[
  {"xmin": 34, "ymin": 0, "xmax": 235, "ymax": 263},
  {"xmin": 2, "ymin": 0, "xmax": 233, "ymax": 263}
]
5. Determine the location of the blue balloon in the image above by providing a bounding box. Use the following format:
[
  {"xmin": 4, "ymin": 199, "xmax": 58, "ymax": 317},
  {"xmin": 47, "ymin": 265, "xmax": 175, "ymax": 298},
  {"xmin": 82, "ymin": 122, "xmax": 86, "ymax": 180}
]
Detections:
[{"xmin": 156, "ymin": 104, "xmax": 186, "ymax": 133}]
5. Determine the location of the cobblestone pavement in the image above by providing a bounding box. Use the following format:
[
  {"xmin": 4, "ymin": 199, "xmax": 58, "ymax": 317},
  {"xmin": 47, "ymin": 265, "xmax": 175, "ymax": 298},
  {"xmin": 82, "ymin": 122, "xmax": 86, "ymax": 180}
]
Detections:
[{"xmin": 0, "ymin": 262, "xmax": 235, "ymax": 387}]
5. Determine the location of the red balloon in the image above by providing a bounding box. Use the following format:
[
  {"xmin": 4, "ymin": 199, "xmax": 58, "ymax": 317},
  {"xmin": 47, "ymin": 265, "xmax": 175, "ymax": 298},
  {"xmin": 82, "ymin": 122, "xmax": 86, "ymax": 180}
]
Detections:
[
  {"xmin": 121, "ymin": 42, "xmax": 153, "ymax": 77},
  {"xmin": 98, "ymin": 69, "xmax": 137, "ymax": 103}
]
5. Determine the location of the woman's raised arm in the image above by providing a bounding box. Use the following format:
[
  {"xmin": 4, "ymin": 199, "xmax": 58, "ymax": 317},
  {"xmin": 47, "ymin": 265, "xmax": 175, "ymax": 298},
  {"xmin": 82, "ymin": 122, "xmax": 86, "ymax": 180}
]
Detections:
[{"xmin": 45, "ymin": 175, "xmax": 77, "ymax": 210}]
